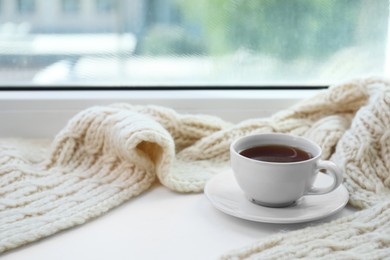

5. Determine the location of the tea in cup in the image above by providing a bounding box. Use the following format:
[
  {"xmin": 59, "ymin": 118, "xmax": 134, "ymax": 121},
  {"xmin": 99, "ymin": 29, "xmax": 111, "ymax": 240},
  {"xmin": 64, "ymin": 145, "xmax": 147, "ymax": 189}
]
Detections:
[{"xmin": 230, "ymin": 133, "xmax": 343, "ymax": 207}]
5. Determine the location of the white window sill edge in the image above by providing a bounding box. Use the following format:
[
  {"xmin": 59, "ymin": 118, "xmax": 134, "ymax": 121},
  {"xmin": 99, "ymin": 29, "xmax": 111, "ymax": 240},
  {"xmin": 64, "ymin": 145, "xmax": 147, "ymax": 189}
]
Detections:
[{"xmin": 0, "ymin": 89, "xmax": 322, "ymax": 138}]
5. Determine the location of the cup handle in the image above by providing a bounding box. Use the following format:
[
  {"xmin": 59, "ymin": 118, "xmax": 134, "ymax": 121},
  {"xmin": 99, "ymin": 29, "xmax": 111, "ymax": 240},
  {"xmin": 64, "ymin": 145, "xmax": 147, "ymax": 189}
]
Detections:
[{"xmin": 306, "ymin": 160, "xmax": 343, "ymax": 195}]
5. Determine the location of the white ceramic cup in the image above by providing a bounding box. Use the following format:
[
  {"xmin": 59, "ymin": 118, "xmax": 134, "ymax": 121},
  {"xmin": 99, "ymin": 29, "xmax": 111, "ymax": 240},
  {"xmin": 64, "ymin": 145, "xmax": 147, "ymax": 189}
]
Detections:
[{"xmin": 230, "ymin": 133, "xmax": 343, "ymax": 208}]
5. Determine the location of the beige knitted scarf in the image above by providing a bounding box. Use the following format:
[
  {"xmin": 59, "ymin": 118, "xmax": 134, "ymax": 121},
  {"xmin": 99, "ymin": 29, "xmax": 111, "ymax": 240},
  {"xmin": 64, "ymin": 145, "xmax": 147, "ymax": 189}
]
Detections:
[{"xmin": 1, "ymin": 78, "xmax": 390, "ymax": 258}]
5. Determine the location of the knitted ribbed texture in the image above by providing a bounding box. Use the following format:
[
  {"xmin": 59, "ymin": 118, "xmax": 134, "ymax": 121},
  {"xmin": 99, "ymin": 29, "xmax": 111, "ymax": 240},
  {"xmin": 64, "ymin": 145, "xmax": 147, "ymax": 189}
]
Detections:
[
  {"xmin": 222, "ymin": 78, "xmax": 390, "ymax": 259},
  {"xmin": 1, "ymin": 78, "xmax": 390, "ymax": 258}
]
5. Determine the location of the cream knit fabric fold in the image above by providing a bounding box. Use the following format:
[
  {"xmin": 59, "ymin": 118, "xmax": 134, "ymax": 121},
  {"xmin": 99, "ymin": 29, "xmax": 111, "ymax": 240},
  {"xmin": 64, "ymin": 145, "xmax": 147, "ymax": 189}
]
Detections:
[{"xmin": 1, "ymin": 78, "xmax": 390, "ymax": 258}]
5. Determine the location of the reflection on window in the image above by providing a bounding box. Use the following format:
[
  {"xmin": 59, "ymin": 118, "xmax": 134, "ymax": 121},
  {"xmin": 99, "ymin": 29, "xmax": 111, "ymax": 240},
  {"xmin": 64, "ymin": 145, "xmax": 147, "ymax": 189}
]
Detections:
[
  {"xmin": 62, "ymin": 0, "xmax": 79, "ymax": 14},
  {"xmin": 0, "ymin": 0, "xmax": 388, "ymax": 87},
  {"xmin": 17, "ymin": 0, "xmax": 35, "ymax": 14}
]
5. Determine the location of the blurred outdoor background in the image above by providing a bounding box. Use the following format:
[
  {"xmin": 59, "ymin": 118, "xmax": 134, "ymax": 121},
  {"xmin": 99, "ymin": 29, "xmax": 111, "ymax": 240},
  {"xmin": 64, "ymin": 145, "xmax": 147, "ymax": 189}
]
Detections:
[{"xmin": 0, "ymin": 0, "xmax": 388, "ymax": 86}]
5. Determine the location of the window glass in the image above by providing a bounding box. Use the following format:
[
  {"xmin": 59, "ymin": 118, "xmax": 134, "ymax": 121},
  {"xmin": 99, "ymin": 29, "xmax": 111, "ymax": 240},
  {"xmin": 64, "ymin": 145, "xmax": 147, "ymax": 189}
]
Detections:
[
  {"xmin": 96, "ymin": 0, "xmax": 113, "ymax": 13},
  {"xmin": 0, "ymin": 0, "xmax": 388, "ymax": 87},
  {"xmin": 61, "ymin": 0, "xmax": 80, "ymax": 14},
  {"xmin": 17, "ymin": 0, "xmax": 35, "ymax": 14}
]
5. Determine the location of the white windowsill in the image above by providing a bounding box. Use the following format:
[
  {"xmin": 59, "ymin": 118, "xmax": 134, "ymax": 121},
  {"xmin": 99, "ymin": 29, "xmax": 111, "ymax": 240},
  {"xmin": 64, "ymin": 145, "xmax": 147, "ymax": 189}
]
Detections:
[{"xmin": 0, "ymin": 89, "xmax": 321, "ymax": 138}]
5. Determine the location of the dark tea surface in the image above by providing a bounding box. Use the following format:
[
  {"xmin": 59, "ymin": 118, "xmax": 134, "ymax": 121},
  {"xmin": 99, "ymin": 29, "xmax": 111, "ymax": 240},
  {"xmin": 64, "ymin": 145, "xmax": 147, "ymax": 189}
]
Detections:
[{"xmin": 239, "ymin": 144, "xmax": 312, "ymax": 163}]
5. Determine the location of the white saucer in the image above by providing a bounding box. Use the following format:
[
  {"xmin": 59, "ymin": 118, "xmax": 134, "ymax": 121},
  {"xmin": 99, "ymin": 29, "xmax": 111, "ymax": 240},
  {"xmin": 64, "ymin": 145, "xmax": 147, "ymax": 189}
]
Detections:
[{"xmin": 204, "ymin": 170, "xmax": 349, "ymax": 224}]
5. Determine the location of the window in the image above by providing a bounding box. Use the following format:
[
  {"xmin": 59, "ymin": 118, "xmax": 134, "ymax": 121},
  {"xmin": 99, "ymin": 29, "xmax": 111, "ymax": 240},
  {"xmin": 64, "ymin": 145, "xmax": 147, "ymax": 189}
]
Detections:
[
  {"xmin": 61, "ymin": 0, "xmax": 80, "ymax": 14},
  {"xmin": 96, "ymin": 0, "xmax": 113, "ymax": 13},
  {"xmin": 0, "ymin": 0, "xmax": 388, "ymax": 87},
  {"xmin": 17, "ymin": 0, "xmax": 35, "ymax": 14}
]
